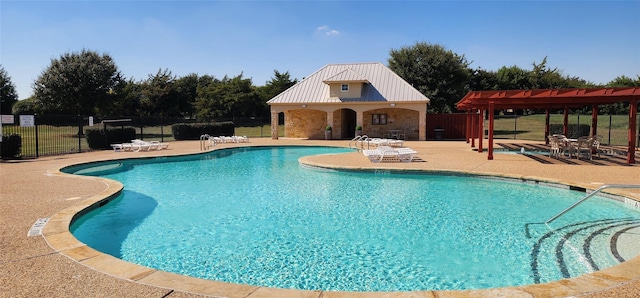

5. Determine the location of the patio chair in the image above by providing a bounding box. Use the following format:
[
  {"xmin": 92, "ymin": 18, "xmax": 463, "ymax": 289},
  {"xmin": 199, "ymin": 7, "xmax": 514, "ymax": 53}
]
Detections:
[
  {"xmin": 591, "ymin": 135, "xmax": 603, "ymax": 158},
  {"xmin": 548, "ymin": 135, "xmax": 561, "ymax": 158},
  {"xmin": 574, "ymin": 136, "xmax": 594, "ymax": 160}
]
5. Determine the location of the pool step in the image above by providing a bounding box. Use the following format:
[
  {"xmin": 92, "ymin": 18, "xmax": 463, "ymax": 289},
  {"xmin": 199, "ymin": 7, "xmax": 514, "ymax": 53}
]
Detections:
[{"xmin": 530, "ymin": 218, "xmax": 640, "ymax": 284}]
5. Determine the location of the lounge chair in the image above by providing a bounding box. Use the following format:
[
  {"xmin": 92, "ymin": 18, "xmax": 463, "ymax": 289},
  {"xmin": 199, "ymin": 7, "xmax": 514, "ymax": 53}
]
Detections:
[
  {"xmin": 131, "ymin": 139, "xmax": 152, "ymax": 151},
  {"xmin": 149, "ymin": 141, "xmax": 169, "ymax": 150},
  {"xmin": 362, "ymin": 146, "xmax": 417, "ymax": 163},
  {"xmin": 366, "ymin": 138, "xmax": 404, "ymax": 148},
  {"xmin": 233, "ymin": 135, "xmax": 249, "ymax": 143},
  {"xmin": 110, "ymin": 144, "xmax": 124, "ymax": 152}
]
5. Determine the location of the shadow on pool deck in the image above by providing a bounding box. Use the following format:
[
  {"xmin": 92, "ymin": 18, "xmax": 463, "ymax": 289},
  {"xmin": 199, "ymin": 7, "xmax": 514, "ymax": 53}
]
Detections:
[{"xmin": 2, "ymin": 138, "xmax": 640, "ymax": 297}]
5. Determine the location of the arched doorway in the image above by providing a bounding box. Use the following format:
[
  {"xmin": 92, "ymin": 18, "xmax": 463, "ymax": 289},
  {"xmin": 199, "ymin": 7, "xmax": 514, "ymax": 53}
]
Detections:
[{"xmin": 340, "ymin": 109, "xmax": 357, "ymax": 139}]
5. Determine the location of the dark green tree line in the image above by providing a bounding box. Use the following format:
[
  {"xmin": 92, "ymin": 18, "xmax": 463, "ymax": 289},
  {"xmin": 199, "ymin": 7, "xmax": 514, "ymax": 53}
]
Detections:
[{"xmin": 6, "ymin": 46, "xmax": 636, "ymax": 118}]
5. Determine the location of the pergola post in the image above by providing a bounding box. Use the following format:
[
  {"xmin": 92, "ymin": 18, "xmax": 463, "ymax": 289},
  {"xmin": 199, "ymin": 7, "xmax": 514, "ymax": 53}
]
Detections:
[
  {"xmin": 466, "ymin": 109, "xmax": 471, "ymax": 143},
  {"xmin": 478, "ymin": 108, "xmax": 484, "ymax": 153},
  {"xmin": 563, "ymin": 107, "xmax": 569, "ymax": 136},
  {"xmin": 628, "ymin": 100, "xmax": 637, "ymax": 164},
  {"xmin": 471, "ymin": 109, "xmax": 476, "ymax": 148},
  {"xmin": 545, "ymin": 109, "xmax": 550, "ymax": 144},
  {"xmin": 488, "ymin": 102, "xmax": 495, "ymax": 160},
  {"xmin": 591, "ymin": 106, "xmax": 598, "ymax": 137}
]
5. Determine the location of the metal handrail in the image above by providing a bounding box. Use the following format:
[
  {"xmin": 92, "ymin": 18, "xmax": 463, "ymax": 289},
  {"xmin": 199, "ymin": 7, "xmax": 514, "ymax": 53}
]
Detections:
[{"xmin": 545, "ymin": 184, "xmax": 640, "ymax": 224}]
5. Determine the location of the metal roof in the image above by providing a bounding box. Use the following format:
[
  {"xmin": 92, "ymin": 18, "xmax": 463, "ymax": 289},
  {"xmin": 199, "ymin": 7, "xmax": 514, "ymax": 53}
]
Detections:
[
  {"xmin": 322, "ymin": 69, "xmax": 369, "ymax": 83},
  {"xmin": 267, "ymin": 62, "xmax": 430, "ymax": 104}
]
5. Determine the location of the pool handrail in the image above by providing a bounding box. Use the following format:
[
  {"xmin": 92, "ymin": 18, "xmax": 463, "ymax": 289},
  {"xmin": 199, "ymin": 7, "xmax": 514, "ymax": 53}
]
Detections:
[{"xmin": 545, "ymin": 184, "xmax": 640, "ymax": 224}]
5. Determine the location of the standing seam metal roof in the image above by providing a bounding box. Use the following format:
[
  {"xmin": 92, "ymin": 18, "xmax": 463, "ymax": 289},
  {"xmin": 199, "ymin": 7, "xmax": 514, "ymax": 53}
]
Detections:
[{"xmin": 267, "ymin": 62, "xmax": 430, "ymax": 104}]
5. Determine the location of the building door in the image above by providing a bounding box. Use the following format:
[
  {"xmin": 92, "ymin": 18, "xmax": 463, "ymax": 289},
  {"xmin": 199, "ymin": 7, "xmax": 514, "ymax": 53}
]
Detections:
[{"xmin": 340, "ymin": 109, "xmax": 357, "ymax": 139}]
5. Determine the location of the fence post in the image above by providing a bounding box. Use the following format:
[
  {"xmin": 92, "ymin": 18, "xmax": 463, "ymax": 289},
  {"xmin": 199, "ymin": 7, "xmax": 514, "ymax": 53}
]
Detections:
[
  {"xmin": 140, "ymin": 122, "xmax": 144, "ymax": 140},
  {"xmin": 35, "ymin": 114, "xmax": 39, "ymax": 158},
  {"xmin": 160, "ymin": 116, "xmax": 164, "ymax": 142},
  {"xmin": 78, "ymin": 115, "xmax": 82, "ymax": 153}
]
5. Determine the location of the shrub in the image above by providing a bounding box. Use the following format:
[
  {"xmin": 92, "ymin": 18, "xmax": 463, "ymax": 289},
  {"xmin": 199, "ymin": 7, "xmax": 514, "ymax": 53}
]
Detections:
[
  {"xmin": 1, "ymin": 134, "xmax": 22, "ymax": 159},
  {"xmin": 549, "ymin": 124, "xmax": 590, "ymax": 138},
  {"xmin": 85, "ymin": 127, "xmax": 137, "ymax": 150},
  {"xmin": 171, "ymin": 122, "xmax": 235, "ymax": 140}
]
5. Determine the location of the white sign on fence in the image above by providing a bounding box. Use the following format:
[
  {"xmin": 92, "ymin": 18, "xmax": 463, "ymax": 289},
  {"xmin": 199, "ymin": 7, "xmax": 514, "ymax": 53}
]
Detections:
[
  {"xmin": 20, "ymin": 115, "xmax": 35, "ymax": 127},
  {"xmin": 89, "ymin": 116, "xmax": 94, "ymax": 126},
  {"xmin": 1, "ymin": 115, "xmax": 14, "ymax": 124}
]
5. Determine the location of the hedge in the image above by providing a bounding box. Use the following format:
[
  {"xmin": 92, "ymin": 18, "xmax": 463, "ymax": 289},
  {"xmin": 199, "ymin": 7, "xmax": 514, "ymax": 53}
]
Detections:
[
  {"xmin": 1, "ymin": 134, "xmax": 22, "ymax": 159},
  {"xmin": 85, "ymin": 127, "xmax": 137, "ymax": 150},
  {"xmin": 171, "ymin": 122, "xmax": 234, "ymax": 140}
]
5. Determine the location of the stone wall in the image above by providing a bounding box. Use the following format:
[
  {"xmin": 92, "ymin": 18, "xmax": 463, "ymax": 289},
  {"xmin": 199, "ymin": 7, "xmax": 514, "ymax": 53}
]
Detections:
[
  {"xmin": 284, "ymin": 109, "xmax": 327, "ymax": 139},
  {"xmin": 363, "ymin": 108, "xmax": 419, "ymax": 139}
]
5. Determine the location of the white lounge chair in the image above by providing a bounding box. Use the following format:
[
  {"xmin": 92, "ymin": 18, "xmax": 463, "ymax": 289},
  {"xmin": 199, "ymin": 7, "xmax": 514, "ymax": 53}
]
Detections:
[
  {"xmin": 131, "ymin": 139, "xmax": 152, "ymax": 151},
  {"xmin": 110, "ymin": 144, "xmax": 124, "ymax": 152},
  {"xmin": 149, "ymin": 141, "xmax": 169, "ymax": 150},
  {"xmin": 233, "ymin": 135, "xmax": 249, "ymax": 143},
  {"xmin": 362, "ymin": 146, "xmax": 417, "ymax": 163}
]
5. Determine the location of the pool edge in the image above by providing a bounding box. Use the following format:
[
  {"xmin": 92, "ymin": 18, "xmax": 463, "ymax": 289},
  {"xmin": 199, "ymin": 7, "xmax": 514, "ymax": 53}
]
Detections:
[{"xmin": 42, "ymin": 144, "xmax": 640, "ymax": 298}]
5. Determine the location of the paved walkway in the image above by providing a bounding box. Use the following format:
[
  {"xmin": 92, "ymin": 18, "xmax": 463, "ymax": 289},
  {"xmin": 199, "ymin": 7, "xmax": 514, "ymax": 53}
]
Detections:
[{"xmin": 1, "ymin": 138, "xmax": 639, "ymax": 297}]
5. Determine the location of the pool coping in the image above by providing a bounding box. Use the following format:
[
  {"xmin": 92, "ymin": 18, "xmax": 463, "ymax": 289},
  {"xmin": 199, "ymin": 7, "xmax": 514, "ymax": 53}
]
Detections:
[{"xmin": 40, "ymin": 143, "xmax": 640, "ymax": 298}]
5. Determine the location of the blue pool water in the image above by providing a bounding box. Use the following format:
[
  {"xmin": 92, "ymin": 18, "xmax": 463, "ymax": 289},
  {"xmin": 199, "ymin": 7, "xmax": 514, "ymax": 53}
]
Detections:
[{"xmin": 67, "ymin": 146, "xmax": 640, "ymax": 292}]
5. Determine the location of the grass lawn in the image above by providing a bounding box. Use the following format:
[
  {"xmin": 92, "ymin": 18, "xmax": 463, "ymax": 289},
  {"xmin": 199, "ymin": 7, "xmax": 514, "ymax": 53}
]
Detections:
[{"xmin": 492, "ymin": 114, "xmax": 633, "ymax": 145}]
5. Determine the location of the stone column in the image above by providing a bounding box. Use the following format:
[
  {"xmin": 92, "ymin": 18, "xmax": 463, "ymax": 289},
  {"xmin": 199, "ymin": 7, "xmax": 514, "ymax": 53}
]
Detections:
[
  {"xmin": 418, "ymin": 110, "xmax": 426, "ymax": 141},
  {"xmin": 356, "ymin": 111, "xmax": 363, "ymax": 128},
  {"xmin": 271, "ymin": 110, "xmax": 279, "ymax": 140},
  {"xmin": 326, "ymin": 111, "xmax": 334, "ymax": 139}
]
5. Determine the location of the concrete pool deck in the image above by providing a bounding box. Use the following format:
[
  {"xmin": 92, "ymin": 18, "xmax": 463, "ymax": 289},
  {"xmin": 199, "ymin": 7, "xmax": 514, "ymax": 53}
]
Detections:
[{"xmin": 1, "ymin": 138, "xmax": 639, "ymax": 297}]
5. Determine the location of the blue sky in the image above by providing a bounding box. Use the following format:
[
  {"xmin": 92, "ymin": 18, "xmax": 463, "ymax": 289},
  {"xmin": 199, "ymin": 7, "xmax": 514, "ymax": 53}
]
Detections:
[{"xmin": 2, "ymin": 1, "xmax": 639, "ymax": 100}]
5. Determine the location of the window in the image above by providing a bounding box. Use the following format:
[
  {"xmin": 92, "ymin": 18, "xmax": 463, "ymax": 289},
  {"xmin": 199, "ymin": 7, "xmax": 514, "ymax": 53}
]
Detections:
[
  {"xmin": 371, "ymin": 114, "xmax": 387, "ymax": 125},
  {"xmin": 341, "ymin": 84, "xmax": 349, "ymax": 92}
]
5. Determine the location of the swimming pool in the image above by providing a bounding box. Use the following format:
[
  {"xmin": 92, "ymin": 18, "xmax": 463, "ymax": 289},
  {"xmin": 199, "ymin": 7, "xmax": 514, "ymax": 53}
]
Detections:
[{"xmin": 66, "ymin": 146, "xmax": 640, "ymax": 292}]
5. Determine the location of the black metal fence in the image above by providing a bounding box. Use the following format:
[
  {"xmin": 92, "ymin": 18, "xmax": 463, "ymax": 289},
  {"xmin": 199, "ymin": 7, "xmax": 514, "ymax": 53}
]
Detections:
[{"xmin": 1, "ymin": 114, "xmax": 272, "ymax": 159}]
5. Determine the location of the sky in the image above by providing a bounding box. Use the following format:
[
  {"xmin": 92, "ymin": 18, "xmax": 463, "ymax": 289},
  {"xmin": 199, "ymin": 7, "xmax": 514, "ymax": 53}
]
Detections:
[{"xmin": 1, "ymin": 0, "xmax": 639, "ymax": 100}]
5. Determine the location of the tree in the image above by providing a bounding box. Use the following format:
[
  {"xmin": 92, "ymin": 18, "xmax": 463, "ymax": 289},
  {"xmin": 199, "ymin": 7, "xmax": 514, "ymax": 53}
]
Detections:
[
  {"xmin": 33, "ymin": 49, "xmax": 124, "ymax": 115},
  {"xmin": 469, "ymin": 68, "xmax": 498, "ymax": 91},
  {"xmin": 529, "ymin": 57, "xmax": 569, "ymax": 89},
  {"xmin": 607, "ymin": 75, "xmax": 640, "ymax": 87},
  {"xmin": 222, "ymin": 74, "xmax": 260, "ymax": 117},
  {"xmin": 12, "ymin": 96, "xmax": 40, "ymax": 114},
  {"xmin": 106, "ymin": 78, "xmax": 142, "ymax": 116},
  {"xmin": 0, "ymin": 66, "xmax": 19, "ymax": 115},
  {"xmin": 140, "ymin": 69, "xmax": 180, "ymax": 117},
  {"xmin": 257, "ymin": 70, "xmax": 298, "ymax": 117},
  {"xmin": 388, "ymin": 42, "xmax": 472, "ymax": 113},
  {"xmin": 175, "ymin": 73, "xmax": 199, "ymax": 118},
  {"xmin": 194, "ymin": 75, "xmax": 223, "ymax": 121},
  {"xmin": 495, "ymin": 65, "xmax": 530, "ymax": 90}
]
